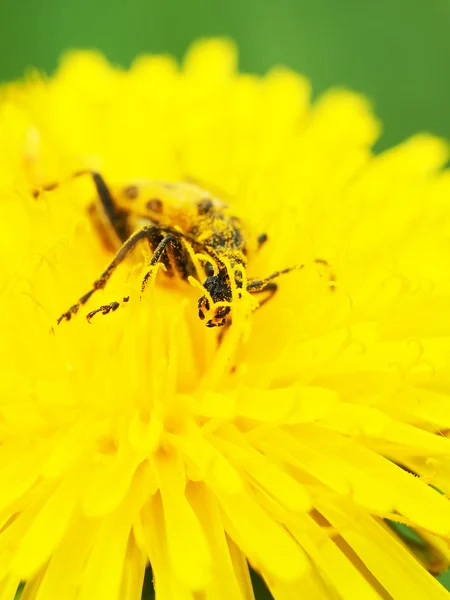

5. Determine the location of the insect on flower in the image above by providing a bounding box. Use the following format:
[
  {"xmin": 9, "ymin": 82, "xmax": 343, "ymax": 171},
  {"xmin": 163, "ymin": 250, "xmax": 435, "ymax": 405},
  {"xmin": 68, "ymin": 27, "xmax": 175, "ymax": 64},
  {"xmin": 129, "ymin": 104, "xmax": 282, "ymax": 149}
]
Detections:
[{"xmin": 34, "ymin": 171, "xmax": 299, "ymax": 328}]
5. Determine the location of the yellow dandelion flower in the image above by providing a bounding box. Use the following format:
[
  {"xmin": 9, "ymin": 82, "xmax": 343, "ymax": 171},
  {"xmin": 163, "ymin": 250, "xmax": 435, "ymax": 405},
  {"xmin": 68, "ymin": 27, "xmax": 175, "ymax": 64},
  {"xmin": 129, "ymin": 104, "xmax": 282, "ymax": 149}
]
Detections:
[{"xmin": 1, "ymin": 38, "xmax": 450, "ymax": 600}]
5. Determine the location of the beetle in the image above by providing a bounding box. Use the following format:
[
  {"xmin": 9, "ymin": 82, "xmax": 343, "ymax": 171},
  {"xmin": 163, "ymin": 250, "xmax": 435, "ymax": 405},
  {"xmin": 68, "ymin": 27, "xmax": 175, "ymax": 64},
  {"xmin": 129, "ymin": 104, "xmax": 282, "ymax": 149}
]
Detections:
[{"xmin": 34, "ymin": 171, "xmax": 297, "ymax": 328}]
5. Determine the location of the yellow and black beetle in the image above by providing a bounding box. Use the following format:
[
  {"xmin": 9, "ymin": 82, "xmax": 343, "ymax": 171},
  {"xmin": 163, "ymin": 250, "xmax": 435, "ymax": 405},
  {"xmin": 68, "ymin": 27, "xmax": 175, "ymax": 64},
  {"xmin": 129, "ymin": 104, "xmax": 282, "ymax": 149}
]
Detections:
[{"xmin": 34, "ymin": 171, "xmax": 297, "ymax": 328}]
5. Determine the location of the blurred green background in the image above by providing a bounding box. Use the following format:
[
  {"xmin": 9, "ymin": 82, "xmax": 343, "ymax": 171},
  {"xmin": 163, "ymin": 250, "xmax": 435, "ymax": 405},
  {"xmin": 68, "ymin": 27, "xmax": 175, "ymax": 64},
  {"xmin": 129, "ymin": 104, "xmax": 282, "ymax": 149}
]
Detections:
[
  {"xmin": 2, "ymin": 0, "xmax": 450, "ymax": 597},
  {"xmin": 1, "ymin": 0, "xmax": 450, "ymax": 151}
]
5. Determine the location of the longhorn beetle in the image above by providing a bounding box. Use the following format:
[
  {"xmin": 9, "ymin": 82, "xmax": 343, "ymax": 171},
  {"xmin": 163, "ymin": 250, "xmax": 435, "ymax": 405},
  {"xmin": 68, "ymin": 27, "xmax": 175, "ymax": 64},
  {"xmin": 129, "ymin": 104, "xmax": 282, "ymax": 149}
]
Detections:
[{"xmin": 34, "ymin": 171, "xmax": 301, "ymax": 328}]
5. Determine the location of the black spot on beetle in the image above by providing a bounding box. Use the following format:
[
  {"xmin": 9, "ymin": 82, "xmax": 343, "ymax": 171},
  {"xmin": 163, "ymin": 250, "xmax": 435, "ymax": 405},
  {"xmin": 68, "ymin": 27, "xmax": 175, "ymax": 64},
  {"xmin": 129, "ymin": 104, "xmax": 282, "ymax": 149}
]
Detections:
[
  {"xmin": 123, "ymin": 185, "xmax": 139, "ymax": 200},
  {"xmin": 146, "ymin": 198, "xmax": 163, "ymax": 213}
]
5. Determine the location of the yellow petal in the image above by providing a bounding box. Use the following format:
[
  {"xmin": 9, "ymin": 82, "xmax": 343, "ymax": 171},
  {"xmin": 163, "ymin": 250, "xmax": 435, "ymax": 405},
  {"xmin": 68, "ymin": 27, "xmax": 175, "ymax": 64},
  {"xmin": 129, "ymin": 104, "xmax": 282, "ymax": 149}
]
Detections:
[
  {"xmin": 154, "ymin": 453, "xmax": 212, "ymax": 591},
  {"xmin": 319, "ymin": 500, "xmax": 450, "ymax": 600}
]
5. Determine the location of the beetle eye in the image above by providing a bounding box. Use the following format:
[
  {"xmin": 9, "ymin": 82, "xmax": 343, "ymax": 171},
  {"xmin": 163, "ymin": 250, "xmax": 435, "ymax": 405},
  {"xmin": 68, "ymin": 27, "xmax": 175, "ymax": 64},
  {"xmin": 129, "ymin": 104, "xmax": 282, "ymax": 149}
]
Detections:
[{"xmin": 204, "ymin": 262, "xmax": 214, "ymax": 277}]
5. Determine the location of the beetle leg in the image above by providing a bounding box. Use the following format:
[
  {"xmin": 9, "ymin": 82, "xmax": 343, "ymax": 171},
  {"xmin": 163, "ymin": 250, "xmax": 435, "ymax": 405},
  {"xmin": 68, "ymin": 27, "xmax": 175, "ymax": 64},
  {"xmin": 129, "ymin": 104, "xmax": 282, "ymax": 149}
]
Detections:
[
  {"xmin": 33, "ymin": 170, "xmax": 131, "ymax": 243},
  {"xmin": 57, "ymin": 225, "xmax": 156, "ymax": 324},
  {"xmin": 86, "ymin": 297, "xmax": 130, "ymax": 322},
  {"xmin": 246, "ymin": 266, "xmax": 299, "ymax": 307},
  {"xmin": 257, "ymin": 233, "xmax": 268, "ymax": 249},
  {"xmin": 141, "ymin": 234, "xmax": 178, "ymax": 293},
  {"xmin": 246, "ymin": 280, "xmax": 279, "ymax": 308}
]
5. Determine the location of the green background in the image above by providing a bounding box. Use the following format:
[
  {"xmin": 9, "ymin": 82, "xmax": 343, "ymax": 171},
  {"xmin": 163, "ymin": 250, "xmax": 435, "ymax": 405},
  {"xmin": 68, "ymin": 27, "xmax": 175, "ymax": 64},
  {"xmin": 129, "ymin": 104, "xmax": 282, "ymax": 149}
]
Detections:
[
  {"xmin": 2, "ymin": 0, "xmax": 450, "ymax": 597},
  {"xmin": 1, "ymin": 0, "xmax": 450, "ymax": 150}
]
